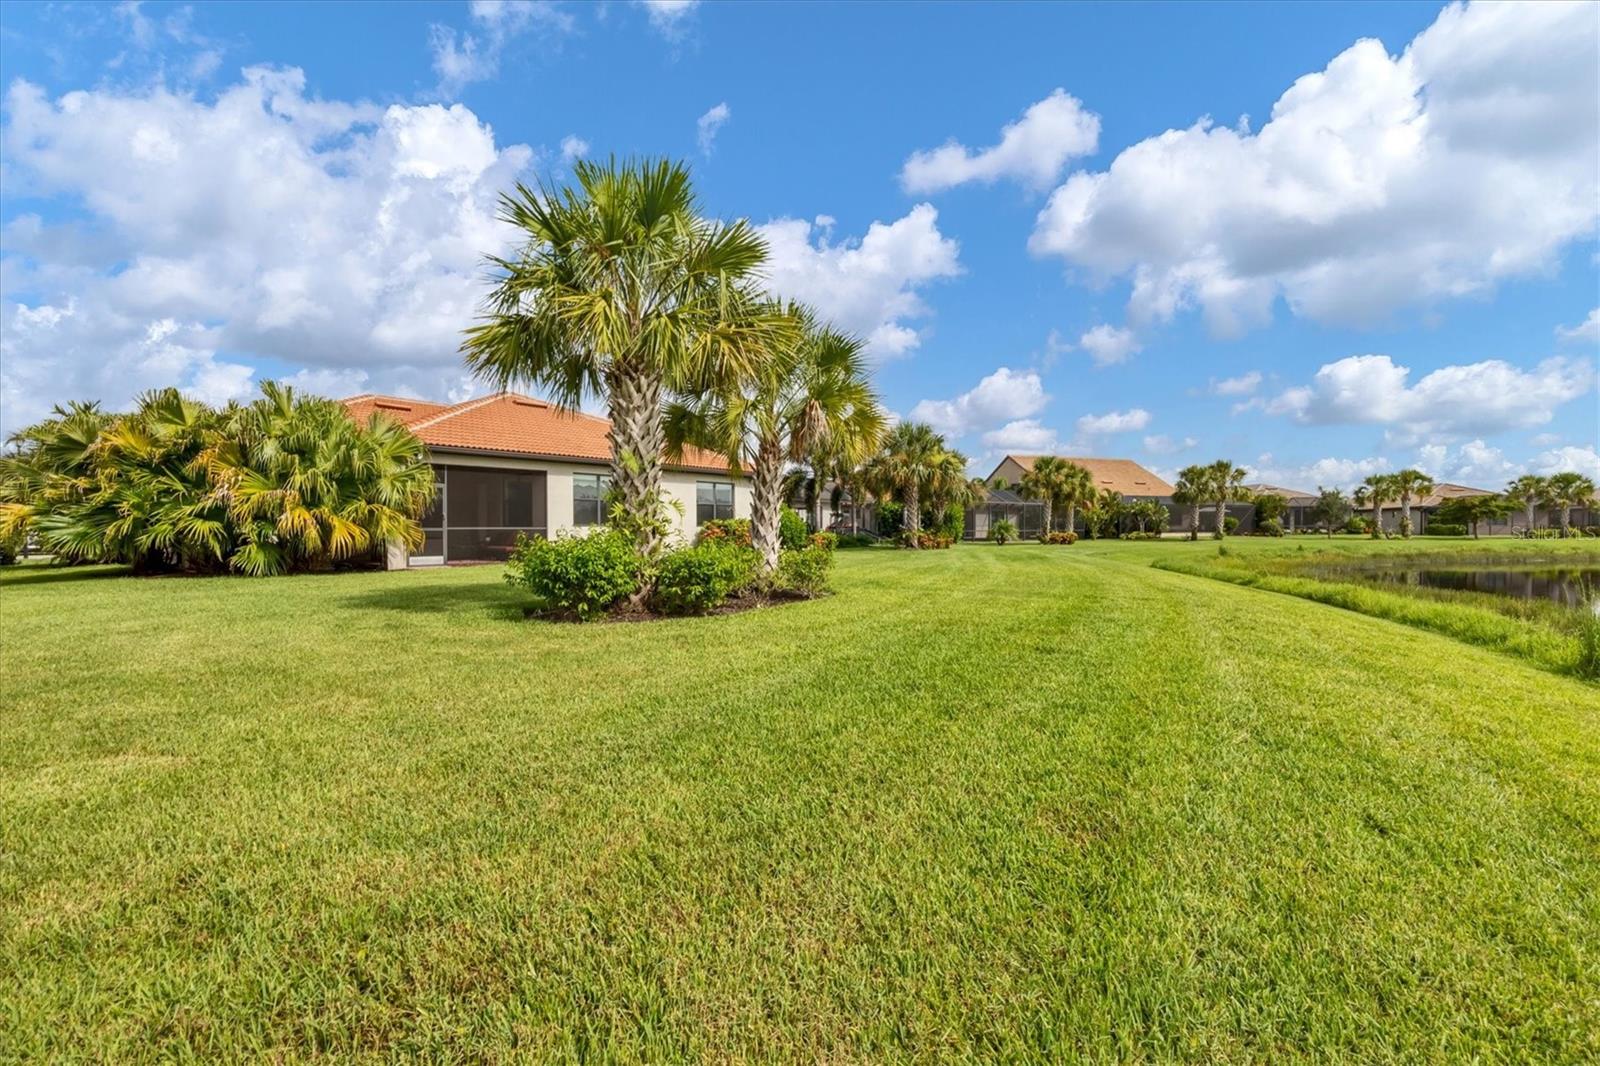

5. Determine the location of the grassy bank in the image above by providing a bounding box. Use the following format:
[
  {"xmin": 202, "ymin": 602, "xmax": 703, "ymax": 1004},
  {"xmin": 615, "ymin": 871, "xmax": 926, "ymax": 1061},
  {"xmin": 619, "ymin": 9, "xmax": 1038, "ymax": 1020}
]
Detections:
[
  {"xmin": 3, "ymin": 543, "xmax": 1598, "ymax": 1061},
  {"xmin": 1142, "ymin": 537, "xmax": 1600, "ymax": 679}
]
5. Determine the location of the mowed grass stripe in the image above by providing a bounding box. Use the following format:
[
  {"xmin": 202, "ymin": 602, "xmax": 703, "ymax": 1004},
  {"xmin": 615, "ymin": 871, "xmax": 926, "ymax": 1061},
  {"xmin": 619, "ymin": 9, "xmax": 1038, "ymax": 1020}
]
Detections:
[{"xmin": 1, "ymin": 544, "xmax": 1597, "ymax": 1061}]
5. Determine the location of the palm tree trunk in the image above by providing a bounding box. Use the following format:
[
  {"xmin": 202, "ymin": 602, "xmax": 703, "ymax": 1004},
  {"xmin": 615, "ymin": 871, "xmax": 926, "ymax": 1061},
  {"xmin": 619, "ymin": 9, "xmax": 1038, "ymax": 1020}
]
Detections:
[
  {"xmin": 1065, "ymin": 502, "xmax": 1077, "ymax": 536},
  {"xmin": 1524, "ymin": 501, "xmax": 1536, "ymax": 532},
  {"xmin": 1400, "ymin": 494, "xmax": 1413, "ymax": 538},
  {"xmin": 1213, "ymin": 500, "xmax": 1226, "ymax": 539},
  {"xmin": 607, "ymin": 365, "xmax": 666, "ymax": 566},
  {"xmin": 1042, "ymin": 498, "xmax": 1053, "ymax": 537},
  {"xmin": 1562, "ymin": 503, "xmax": 1572, "ymax": 537},
  {"xmin": 1188, "ymin": 502, "xmax": 1200, "ymax": 541},
  {"xmin": 903, "ymin": 483, "xmax": 921, "ymax": 545},
  {"xmin": 749, "ymin": 439, "xmax": 784, "ymax": 573},
  {"xmin": 1371, "ymin": 504, "xmax": 1382, "ymax": 539}
]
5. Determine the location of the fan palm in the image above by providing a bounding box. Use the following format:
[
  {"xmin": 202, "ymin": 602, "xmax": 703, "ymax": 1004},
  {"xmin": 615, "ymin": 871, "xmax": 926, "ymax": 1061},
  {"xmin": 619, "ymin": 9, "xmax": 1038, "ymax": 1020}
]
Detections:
[
  {"xmin": 1019, "ymin": 456, "xmax": 1070, "ymax": 534},
  {"xmin": 1354, "ymin": 473, "xmax": 1396, "ymax": 539},
  {"xmin": 1544, "ymin": 471, "xmax": 1597, "ymax": 538},
  {"xmin": 462, "ymin": 157, "xmax": 776, "ymax": 563},
  {"xmin": 1505, "ymin": 474, "xmax": 1550, "ymax": 533},
  {"xmin": 1207, "ymin": 459, "xmax": 1249, "ymax": 539},
  {"xmin": 207, "ymin": 383, "xmax": 436, "ymax": 575},
  {"xmin": 1173, "ymin": 464, "xmax": 1211, "ymax": 541},
  {"xmin": 667, "ymin": 304, "xmax": 883, "ymax": 572},
  {"xmin": 925, "ymin": 447, "xmax": 978, "ymax": 532},
  {"xmin": 863, "ymin": 422, "xmax": 943, "ymax": 546},
  {"xmin": 1391, "ymin": 468, "xmax": 1434, "ymax": 538}
]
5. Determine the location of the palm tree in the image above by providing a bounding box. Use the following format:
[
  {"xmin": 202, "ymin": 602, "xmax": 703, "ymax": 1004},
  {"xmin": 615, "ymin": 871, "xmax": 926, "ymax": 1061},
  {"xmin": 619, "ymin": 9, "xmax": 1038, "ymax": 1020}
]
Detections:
[
  {"xmin": 1018, "ymin": 455, "xmax": 1073, "ymax": 535},
  {"xmin": 1208, "ymin": 459, "xmax": 1248, "ymax": 539},
  {"xmin": 925, "ymin": 447, "xmax": 978, "ymax": 535},
  {"xmin": 1505, "ymin": 474, "xmax": 1550, "ymax": 533},
  {"xmin": 667, "ymin": 306, "xmax": 883, "ymax": 572},
  {"xmin": 462, "ymin": 158, "xmax": 775, "ymax": 564},
  {"xmin": 1058, "ymin": 461, "xmax": 1094, "ymax": 535},
  {"xmin": 1084, "ymin": 487, "xmax": 1122, "ymax": 539},
  {"xmin": 863, "ymin": 422, "xmax": 944, "ymax": 546},
  {"xmin": 1173, "ymin": 464, "xmax": 1210, "ymax": 541},
  {"xmin": 208, "ymin": 383, "xmax": 435, "ymax": 574},
  {"xmin": 1355, "ymin": 473, "xmax": 1395, "ymax": 539},
  {"xmin": 1544, "ymin": 471, "xmax": 1597, "ymax": 538},
  {"xmin": 1391, "ymin": 468, "xmax": 1434, "ymax": 538}
]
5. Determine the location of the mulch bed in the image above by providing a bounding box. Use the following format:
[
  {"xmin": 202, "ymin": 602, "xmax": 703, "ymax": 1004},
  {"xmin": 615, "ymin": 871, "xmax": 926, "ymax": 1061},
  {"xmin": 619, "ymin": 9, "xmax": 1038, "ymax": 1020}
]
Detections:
[{"xmin": 524, "ymin": 589, "xmax": 823, "ymax": 624}]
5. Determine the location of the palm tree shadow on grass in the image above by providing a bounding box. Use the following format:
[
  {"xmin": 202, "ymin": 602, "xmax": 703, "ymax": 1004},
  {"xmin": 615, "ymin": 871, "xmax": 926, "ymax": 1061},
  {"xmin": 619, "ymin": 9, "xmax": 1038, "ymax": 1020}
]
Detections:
[
  {"xmin": 344, "ymin": 581, "xmax": 526, "ymax": 621},
  {"xmin": 0, "ymin": 564, "xmax": 134, "ymax": 588}
]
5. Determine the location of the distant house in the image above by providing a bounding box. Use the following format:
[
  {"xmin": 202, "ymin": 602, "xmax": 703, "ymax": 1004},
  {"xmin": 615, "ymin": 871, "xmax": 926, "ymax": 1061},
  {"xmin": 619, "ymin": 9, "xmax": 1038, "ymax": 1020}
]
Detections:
[
  {"xmin": 1356, "ymin": 482, "xmax": 1497, "ymax": 535},
  {"xmin": 1244, "ymin": 484, "xmax": 1319, "ymax": 532},
  {"xmin": 343, "ymin": 392, "xmax": 747, "ymax": 566},
  {"xmin": 973, "ymin": 455, "xmax": 1176, "ymax": 537}
]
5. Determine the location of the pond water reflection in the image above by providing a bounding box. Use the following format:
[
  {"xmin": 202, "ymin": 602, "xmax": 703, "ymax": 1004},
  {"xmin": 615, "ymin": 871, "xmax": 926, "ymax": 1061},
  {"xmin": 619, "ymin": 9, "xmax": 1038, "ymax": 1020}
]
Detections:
[{"xmin": 1315, "ymin": 564, "xmax": 1600, "ymax": 611}]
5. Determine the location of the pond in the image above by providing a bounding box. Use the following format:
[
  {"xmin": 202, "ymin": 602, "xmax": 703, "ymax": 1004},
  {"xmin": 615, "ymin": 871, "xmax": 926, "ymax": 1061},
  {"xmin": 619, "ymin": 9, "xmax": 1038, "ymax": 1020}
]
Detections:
[{"xmin": 1314, "ymin": 563, "xmax": 1600, "ymax": 611}]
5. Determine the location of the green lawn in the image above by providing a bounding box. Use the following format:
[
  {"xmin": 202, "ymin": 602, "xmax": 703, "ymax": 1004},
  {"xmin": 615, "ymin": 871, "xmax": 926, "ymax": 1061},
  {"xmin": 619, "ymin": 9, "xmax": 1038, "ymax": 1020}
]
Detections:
[{"xmin": 3, "ymin": 539, "xmax": 1599, "ymax": 1061}]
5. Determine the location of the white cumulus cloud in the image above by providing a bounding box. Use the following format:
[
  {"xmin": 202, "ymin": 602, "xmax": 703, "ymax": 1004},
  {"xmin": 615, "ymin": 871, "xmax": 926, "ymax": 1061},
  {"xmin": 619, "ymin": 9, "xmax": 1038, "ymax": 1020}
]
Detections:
[
  {"xmin": 901, "ymin": 88, "xmax": 1100, "ymax": 193},
  {"xmin": 1077, "ymin": 324, "xmax": 1141, "ymax": 366},
  {"xmin": 981, "ymin": 418, "xmax": 1061, "ymax": 454},
  {"xmin": 1247, "ymin": 454, "xmax": 1391, "ymax": 492},
  {"xmin": 0, "ymin": 67, "xmax": 533, "ymax": 433},
  {"xmin": 910, "ymin": 367, "xmax": 1049, "ymax": 438},
  {"xmin": 1262, "ymin": 353, "xmax": 1594, "ymax": 441},
  {"xmin": 639, "ymin": 0, "xmax": 699, "ymax": 37},
  {"xmin": 429, "ymin": 1, "xmax": 573, "ymax": 97},
  {"xmin": 757, "ymin": 204, "xmax": 961, "ymax": 358},
  {"xmin": 1556, "ymin": 308, "xmax": 1599, "ymax": 344},
  {"xmin": 1077, "ymin": 408, "xmax": 1151, "ymax": 435},
  {"xmin": 1030, "ymin": 1, "xmax": 1599, "ymax": 335},
  {"xmin": 1210, "ymin": 370, "xmax": 1262, "ymax": 396}
]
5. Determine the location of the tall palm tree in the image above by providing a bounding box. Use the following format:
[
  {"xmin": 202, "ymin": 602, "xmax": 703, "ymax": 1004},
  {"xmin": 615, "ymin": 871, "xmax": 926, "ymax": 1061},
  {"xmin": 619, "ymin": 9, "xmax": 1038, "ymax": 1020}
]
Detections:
[
  {"xmin": 1355, "ymin": 473, "xmax": 1395, "ymax": 539},
  {"xmin": 1207, "ymin": 459, "xmax": 1249, "ymax": 539},
  {"xmin": 925, "ymin": 447, "xmax": 978, "ymax": 533},
  {"xmin": 1544, "ymin": 471, "xmax": 1597, "ymax": 538},
  {"xmin": 863, "ymin": 422, "xmax": 943, "ymax": 546},
  {"xmin": 1173, "ymin": 464, "xmax": 1210, "ymax": 541},
  {"xmin": 462, "ymin": 158, "xmax": 775, "ymax": 563},
  {"xmin": 1019, "ymin": 455, "xmax": 1073, "ymax": 534},
  {"xmin": 1505, "ymin": 474, "xmax": 1550, "ymax": 533},
  {"xmin": 1058, "ymin": 461, "xmax": 1094, "ymax": 535},
  {"xmin": 667, "ymin": 306, "xmax": 883, "ymax": 572},
  {"xmin": 1391, "ymin": 468, "xmax": 1434, "ymax": 538}
]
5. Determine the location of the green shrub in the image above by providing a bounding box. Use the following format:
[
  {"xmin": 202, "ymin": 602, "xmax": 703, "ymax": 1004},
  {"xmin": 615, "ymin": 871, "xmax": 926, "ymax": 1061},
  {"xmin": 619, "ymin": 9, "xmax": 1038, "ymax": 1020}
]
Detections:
[
  {"xmin": 932, "ymin": 504, "xmax": 964, "ymax": 541},
  {"xmin": 1039, "ymin": 530, "xmax": 1077, "ymax": 545},
  {"xmin": 779, "ymin": 507, "xmax": 808, "ymax": 550},
  {"xmin": 653, "ymin": 542, "xmax": 758, "ymax": 615},
  {"xmin": 1425, "ymin": 522, "xmax": 1467, "ymax": 537},
  {"xmin": 776, "ymin": 543, "xmax": 834, "ymax": 597},
  {"xmin": 698, "ymin": 518, "xmax": 752, "ymax": 546},
  {"xmin": 1257, "ymin": 518, "xmax": 1284, "ymax": 537},
  {"xmin": 505, "ymin": 529, "xmax": 638, "ymax": 620},
  {"xmin": 1119, "ymin": 531, "xmax": 1158, "ymax": 540},
  {"xmin": 1343, "ymin": 516, "xmax": 1370, "ymax": 535},
  {"xmin": 991, "ymin": 518, "xmax": 1018, "ymax": 545},
  {"xmin": 1223, "ymin": 516, "xmax": 1240, "ymax": 535},
  {"xmin": 809, "ymin": 531, "xmax": 838, "ymax": 552},
  {"xmin": 836, "ymin": 533, "xmax": 876, "ymax": 549},
  {"xmin": 875, "ymin": 501, "xmax": 904, "ymax": 538}
]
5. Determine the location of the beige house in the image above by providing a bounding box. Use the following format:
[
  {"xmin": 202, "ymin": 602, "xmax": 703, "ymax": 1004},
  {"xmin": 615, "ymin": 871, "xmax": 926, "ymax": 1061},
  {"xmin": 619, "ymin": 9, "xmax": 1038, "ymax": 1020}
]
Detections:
[
  {"xmin": 974, "ymin": 455, "xmax": 1177, "ymax": 537},
  {"xmin": 343, "ymin": 392, "xmax": 748, "ymax": 566}
]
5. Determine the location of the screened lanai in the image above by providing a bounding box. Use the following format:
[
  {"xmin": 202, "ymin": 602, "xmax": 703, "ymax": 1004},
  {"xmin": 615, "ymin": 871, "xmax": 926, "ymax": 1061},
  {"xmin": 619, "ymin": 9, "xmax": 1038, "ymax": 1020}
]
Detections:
[{"xmin": 964, "ymin": 488, "xmax": 1046, "ymax": 540}]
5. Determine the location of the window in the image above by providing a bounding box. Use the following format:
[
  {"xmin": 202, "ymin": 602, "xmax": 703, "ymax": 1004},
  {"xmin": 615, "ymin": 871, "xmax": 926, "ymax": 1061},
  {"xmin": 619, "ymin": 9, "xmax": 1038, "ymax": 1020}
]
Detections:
[
  {"xmin": 572, "ymin": 473, "xmax": 613, "ymax": 527},
  {"xmin": 696, "ymin": 481, "xmax": 735, "ymax": 526}
]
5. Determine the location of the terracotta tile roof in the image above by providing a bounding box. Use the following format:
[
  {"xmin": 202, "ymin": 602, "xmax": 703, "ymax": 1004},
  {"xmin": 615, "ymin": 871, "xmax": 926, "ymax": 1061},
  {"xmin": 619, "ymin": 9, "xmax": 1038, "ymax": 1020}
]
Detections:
[
  {"xmin": 341, "ymin": 392, "xmax": 740, "ymax": 474},
  {"xmin": 995, "ymin": 455, "xmax": 1176, "ymax": 497},
  {"xmin": 1246, "ymin": 483, "xmax": 1317, "ymax": 503}
]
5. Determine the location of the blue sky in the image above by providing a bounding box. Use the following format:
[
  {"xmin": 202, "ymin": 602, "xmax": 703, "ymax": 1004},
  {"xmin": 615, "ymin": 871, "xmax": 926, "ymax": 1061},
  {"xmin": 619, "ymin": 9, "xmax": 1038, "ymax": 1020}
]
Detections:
[{"xmin": 2, "ymin": 0, "xmax": 1596, "ymax": 489}]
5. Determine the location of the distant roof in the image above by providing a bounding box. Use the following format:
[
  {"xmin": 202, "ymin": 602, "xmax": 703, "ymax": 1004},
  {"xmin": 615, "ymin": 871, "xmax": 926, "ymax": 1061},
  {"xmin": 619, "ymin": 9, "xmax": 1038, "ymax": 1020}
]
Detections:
[
  {"xmin": 341, "ymin": 392, "xmax": 740, "ymax": 474},
  {"xmin": 1246, "ymin": 483, "xmax": 1317, "ymax": 503},
  {"xmin": 1417, "ymin": 482, "xmax": 1495, "ymax": 507},
  {"xmin": 991, "ymin": 455, "xmax": 1176, "ymax": 497}
]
